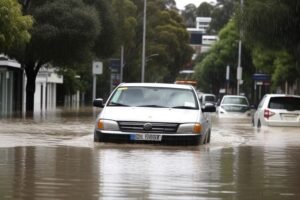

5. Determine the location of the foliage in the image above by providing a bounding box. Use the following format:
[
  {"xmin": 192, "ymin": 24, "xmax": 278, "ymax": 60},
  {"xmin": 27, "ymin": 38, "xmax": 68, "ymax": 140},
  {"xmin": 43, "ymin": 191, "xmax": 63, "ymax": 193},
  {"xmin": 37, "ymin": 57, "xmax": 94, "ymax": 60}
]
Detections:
[
  {"xmin": 239, "ymin": 0, "xmax": 300, "ymax": 88},
  {"xmin": 7, "ymin": 0, "xmax": 117, "ymax": 112},
  {"xmin": 121, "ymin": 0, "xmax": 193, "ymax": 83},
  {"xmin": 194, "ymin": 19, "xmax": 254, "ymax": 94},
  {"xmin": 196, "ymin": 2, "xmax": 213, "ymax": 17},
  {"xmin": 146, "ymin": 3, "xmax": 194, "ymax": 82},
  {"xmin": 252, "ymin": 47, "xmax": 298, "ymax": 88},
  {"xmin": 208, "ymin": 0, "xmax": 236, "ymax": 34},
  {"xmin": 241, "ymin": 0, "xmax": 300, "ymax": 65},
  {"xmin": 0, "ymin": 0, "xmax": 32, "ymax": 52},
  {"xmin": 181, "ymin": 4, "xmax": 197, "ymax": 27}
]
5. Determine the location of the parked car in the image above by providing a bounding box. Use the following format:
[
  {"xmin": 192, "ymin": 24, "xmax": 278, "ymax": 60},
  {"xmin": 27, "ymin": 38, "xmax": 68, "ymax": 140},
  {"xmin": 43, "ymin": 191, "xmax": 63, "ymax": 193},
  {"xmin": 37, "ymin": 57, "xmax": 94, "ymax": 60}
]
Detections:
[
  {"xmin": 217, "ymin": 95, "xmax": 253, "ymax": 118},
  {"xmin": 93, "ymin": 83, "xmax": 216, "ymax": 145},
  {"xmin": 253, "ymin": 94, "xmax": 300, "ymax": 128},
  {"xmin": 198, "ymin": 93, "xmax": 217, "ymax": 109}
]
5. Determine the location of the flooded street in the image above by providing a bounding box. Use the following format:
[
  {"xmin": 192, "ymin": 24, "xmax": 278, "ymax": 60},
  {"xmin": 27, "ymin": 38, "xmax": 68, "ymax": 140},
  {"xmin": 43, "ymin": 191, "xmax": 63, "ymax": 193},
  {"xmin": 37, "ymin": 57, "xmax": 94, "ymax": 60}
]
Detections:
[{"xmin": 1, "ymin": 108, "xmax": 300, "ymax": 200}]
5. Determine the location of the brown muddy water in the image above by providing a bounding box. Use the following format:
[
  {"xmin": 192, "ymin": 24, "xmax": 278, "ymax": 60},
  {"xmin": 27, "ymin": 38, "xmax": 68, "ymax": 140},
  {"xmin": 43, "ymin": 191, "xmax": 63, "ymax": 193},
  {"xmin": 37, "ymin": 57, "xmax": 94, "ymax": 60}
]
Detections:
[{"xmin": 0, "ymin": 107, "xmax": 300, "ymax": 200}]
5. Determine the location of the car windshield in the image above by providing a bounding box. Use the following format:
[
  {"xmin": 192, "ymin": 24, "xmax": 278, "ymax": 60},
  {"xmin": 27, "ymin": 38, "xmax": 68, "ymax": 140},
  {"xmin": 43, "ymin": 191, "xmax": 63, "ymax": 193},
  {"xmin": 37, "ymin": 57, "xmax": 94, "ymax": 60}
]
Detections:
[
  {"xmin": 108, "ymin": 86, "xmax": 198, "ymax": 109},
  {"xmin": 222, "ymin": 96, "xmax": 249, "ymax": 106},
  {"xmin": 205, "ymin": 95, "xmax": 215, "ymax": 102},
  {"xmin": 268, "ymin": 97, "xmax": 300, "ymax": 110}
]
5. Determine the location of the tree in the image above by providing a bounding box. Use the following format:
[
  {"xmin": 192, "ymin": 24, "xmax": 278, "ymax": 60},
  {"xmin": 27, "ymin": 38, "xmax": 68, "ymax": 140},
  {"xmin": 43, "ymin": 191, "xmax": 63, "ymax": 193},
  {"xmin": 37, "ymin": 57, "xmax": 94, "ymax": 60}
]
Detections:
[
  {"xmin": 8, "ymin": 0, "xmax": 116, "ymax": 113},
  {"xmin": 252, "ymin": 47, "xmax": 298, "ymax": 89},
  {"xmin": 208, "ymin": 0, "xmax": 236, "ymax": 34},
  {"xmin": 240, "ymin": 0, "xmax": 300, "ymax": 65},
  {"xmin": 196, "ymin": 2, "xmax": 213, "ymax": 17},
  {"xmin": 144, "ymin": 1, "xmax": 194, "ymax": 82},
  {"xmin": 120, "ymin": 0, "xmax": 193, "ymax": 83},
  {"xmin": 181, "ymin": 4, "xmax": 197, "ymax": 27},
  {"xmin": 0, "ymin": 0, "xmax": 32, "ymax": 53},
  {"xmin": 239, "ymin": 0, "xmax": 300, "ymax": 91},
  {"xmin": 194, "ymin": 19, "xmax": 254, "ymax": 95}
]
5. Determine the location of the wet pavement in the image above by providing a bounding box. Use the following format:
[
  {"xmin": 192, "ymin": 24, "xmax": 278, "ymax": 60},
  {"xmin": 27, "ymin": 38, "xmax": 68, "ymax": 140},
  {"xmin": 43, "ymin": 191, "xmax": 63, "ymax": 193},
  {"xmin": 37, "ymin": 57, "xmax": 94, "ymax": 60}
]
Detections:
[{"xmin": 0, "ymin": 107, "xmax": 300, "ymax": 199}]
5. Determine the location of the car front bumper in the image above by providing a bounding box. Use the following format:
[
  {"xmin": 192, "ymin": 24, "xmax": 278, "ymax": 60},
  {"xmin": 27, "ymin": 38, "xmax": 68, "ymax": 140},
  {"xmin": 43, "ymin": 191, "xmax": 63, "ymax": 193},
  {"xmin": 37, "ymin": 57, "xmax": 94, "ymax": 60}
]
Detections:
[{"xmin": 94, "ymin": 130, "xmax": 202, "ymax": 146}]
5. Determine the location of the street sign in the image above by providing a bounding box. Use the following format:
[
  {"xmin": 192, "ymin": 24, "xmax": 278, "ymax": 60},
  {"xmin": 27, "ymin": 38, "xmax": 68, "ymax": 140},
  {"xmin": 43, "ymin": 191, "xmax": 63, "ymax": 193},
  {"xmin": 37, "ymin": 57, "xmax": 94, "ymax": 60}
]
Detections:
[
  {"xmin": 110, "ymin": 59, "xmax": 121, "ymax": 73},
  {"xmin": 252, "ymin": 73, "xmax": 270, "ymax": 81},
  {"xmin": 92, "ymin": 61, "xmax": 103, "ymax": 75}
]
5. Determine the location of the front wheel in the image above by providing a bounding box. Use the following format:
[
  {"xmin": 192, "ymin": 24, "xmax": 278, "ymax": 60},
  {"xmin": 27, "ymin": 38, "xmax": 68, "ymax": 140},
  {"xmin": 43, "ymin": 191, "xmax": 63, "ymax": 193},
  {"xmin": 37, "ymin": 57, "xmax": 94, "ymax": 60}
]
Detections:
[{"xmin": 94, "ymin": 131, "xmax": 100, "ymax": 142}]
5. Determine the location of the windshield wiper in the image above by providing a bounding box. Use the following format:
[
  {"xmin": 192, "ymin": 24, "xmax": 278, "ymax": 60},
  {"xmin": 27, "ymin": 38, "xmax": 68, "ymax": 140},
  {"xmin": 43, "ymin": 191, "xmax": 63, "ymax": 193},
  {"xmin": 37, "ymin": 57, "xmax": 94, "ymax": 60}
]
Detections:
[
  {"xmin": 171, "ymin": 106, "xmax": 196, "ymax": 109},
  {"xmin": 108, "ymin": 102, "xmax": 129, "ymax": 107},
  {"xmin": 137, "ymin": 104, "xmax": 167, "ymax": 108}
]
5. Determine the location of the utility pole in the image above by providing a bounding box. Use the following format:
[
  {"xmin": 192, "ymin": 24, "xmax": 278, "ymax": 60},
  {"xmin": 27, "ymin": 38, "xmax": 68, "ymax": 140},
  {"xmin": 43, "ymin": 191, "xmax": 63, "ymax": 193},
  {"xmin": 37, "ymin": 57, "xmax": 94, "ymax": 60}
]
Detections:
[
  {"xmin": 120, "ymin": 45, "xmax": 124, "ymax": 83},
  {"xmin": 237, "ymin": 0, "xmax": 244, "ymax": 95},
  {"xmin": 141, "ymin": 0, "xmax": 147, "ymax": 82}
]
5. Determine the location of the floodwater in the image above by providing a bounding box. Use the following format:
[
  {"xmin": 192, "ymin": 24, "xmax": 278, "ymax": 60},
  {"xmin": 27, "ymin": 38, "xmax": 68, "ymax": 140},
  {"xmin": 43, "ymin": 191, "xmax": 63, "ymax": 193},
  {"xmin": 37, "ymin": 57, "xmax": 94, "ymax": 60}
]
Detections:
[{"xmin": 0, "ymin": 108, "xmax": 300, "ymax": 200}]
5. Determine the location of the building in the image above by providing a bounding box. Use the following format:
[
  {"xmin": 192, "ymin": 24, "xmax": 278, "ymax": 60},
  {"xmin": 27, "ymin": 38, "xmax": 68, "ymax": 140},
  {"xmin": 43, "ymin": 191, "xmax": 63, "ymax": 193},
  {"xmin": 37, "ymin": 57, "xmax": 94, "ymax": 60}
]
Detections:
[
  {"xmin": 23, "ymin": 66, "xmax": 63, "ymax": 113},
  {"xmin": 187, "ymin": 28, "xmax": 203, "ymax": 59},
  {"xmin": 186, "ymin": 17, "xmax": 218, "ymax": 60},
  {"xmin": 1, "ymin": 54, "xmax": 63, "ymax": 116},
  {"xmin": 0, "ymin": 55, "xmax": 23, "ymax": 116},
  {"xmin": 201, "ymin": 35, "xmax": 219, "ymax": 53},
  {"xmin": 196, "ymin": 17, "xmax": 212, "ymax": 34}
]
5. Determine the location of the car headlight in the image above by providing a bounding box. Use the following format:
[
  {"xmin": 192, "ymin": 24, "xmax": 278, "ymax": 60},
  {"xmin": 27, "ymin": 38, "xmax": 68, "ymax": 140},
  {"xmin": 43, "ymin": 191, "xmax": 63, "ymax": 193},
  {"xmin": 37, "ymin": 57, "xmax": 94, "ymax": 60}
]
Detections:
[
  {"xmin": 177, "ymin": 123, "xmax": 202, "ymax": 134},
  {"xmin": 96, "ymin": 119, "xmax": 119, "ymax": 131}
]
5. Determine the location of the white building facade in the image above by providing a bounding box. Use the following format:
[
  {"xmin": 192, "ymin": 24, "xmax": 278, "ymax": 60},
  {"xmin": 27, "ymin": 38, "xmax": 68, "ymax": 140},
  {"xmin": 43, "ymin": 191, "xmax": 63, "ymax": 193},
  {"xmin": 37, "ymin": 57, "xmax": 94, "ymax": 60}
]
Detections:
[
  {"xmin": 196, "ymin": 17, "xmax": 212, "ymax": 33},
  {"xmin": 186, "ymin": 17, "xmax": 218, "ymax": 59},
  {"xmin": 0, "ymin": 55, "xmax": 23, "ymax": 116},
  {"xmin": 23, "ymin": 66, "xmax": 63, "ymax": 113}
]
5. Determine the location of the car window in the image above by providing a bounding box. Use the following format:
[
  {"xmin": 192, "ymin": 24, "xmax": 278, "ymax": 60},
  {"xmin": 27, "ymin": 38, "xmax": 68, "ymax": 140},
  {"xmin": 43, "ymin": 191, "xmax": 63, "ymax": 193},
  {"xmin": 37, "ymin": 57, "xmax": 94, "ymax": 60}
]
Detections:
[
  {"xmin": 108, "ymin": 86, "xmax": 198, "ymax": 109},
  {"xmin": 204, "ymin": 95, "xmax": 215, "ymax": 102},
  {"xmin": 222, "ymin": 97, "xmax": 249, "ymax": 106},
  {"xmin": 268, "ymin": 97, "xmax": 300, "ymax": 110}
]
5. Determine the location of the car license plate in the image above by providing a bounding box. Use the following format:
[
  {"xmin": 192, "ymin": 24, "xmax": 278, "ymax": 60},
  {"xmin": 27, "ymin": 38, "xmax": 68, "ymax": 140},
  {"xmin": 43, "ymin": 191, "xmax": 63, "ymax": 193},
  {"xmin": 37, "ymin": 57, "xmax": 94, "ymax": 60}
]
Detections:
[
  {"xmin": 130, "ymin": 134, "xmax": 162, "ymax": 141},
  {"xmin": 282, "ymin": 114, "xmax": 298, "ymax": 121}
]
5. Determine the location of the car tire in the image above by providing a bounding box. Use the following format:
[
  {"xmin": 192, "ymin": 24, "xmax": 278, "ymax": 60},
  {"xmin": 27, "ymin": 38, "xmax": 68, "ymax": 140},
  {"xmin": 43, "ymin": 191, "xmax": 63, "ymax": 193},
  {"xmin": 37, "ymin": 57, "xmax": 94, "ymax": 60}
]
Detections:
[{"xmin": 94, "ymin": 131, "xmax": 100, "ymax": 142}]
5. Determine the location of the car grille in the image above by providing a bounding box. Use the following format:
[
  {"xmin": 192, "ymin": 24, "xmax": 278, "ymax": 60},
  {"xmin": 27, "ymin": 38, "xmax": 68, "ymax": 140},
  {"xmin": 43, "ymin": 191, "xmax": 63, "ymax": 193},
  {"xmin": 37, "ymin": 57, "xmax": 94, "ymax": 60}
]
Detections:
[{"xmin": 118, "ymin": 121, "xmax": 179, "ymax": 133}]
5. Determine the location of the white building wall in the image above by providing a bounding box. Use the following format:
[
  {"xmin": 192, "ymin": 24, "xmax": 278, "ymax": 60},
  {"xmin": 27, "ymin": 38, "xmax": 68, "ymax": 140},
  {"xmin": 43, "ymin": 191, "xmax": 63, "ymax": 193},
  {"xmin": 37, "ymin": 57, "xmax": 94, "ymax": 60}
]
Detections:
[
  {"xmin": 196, "ymin": 17, "xmax": 212, "ymax": 34},
  {"xmin": 34, "ymin": 82, "xmax": 42, "ymax": 112},
  {"xmin": 24, "ymin": 67, "xmax": 63, "ymax": 113}
]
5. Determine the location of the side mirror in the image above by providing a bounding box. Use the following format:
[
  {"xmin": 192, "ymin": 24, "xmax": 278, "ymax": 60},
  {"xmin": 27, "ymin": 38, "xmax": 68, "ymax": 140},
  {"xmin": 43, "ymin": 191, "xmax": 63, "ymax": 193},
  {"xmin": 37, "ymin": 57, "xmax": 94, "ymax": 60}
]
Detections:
[
  {"xmin": 202, "ymin": 103, "xmax": 216, "ymax": 113},
  {"xmin": 93, "ymin": 98, "xmax": 104, "ymax": 108}
]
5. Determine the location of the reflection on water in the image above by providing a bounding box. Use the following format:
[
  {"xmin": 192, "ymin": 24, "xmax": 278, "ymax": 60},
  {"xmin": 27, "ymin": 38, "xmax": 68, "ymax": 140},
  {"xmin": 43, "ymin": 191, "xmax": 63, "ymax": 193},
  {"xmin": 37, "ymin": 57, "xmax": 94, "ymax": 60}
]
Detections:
[{"xmin": 0, "ymin": 108, "xmax": 300, "ymax": 199}]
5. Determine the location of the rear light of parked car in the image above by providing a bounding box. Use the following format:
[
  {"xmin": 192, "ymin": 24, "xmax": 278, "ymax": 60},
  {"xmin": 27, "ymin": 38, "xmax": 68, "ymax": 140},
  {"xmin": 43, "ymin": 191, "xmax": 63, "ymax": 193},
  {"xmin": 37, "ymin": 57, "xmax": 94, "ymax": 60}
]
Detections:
[{"xmin": 264, "ymin": 109, "xmax": 275, "ymax": 119}]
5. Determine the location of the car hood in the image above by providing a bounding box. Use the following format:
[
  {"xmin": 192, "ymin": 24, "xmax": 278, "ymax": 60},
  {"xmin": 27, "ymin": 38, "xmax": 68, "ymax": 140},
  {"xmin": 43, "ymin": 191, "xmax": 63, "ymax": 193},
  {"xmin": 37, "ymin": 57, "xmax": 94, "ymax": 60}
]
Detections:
[{"xmin": 99, "ymin": 107, "xmax": 200, "ymax": 123}]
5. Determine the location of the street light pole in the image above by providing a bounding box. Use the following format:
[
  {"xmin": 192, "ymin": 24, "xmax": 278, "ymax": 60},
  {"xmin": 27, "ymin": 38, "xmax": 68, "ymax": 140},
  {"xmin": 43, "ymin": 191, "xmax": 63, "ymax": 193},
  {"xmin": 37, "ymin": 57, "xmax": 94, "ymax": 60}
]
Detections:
[
  {"xmin": 141, "ymin": 0, "xmax": 147, "ymax": 82},
  {"xmin": 237, "ymin": 0, "xmax": 244, "ymax": 95}
]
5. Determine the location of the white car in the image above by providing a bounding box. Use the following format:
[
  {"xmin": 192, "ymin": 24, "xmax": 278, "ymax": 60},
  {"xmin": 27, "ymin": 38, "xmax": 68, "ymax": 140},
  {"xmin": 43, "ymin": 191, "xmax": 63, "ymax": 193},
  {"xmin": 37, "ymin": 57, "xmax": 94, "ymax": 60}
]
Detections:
[
  {"xmin": 93, "ymin": 83, "xmax": 216, "ymax": 145},
  {"xmin": 217, "ymin": 95, "xmax": 252, "ymax": 118},
  {"xmin": 253, "ymin": 94, "xmax": 300, "ymax": 127},
  {"xmin": 198, "ymin": 93, "xmax": 217, "ymax": 109}
]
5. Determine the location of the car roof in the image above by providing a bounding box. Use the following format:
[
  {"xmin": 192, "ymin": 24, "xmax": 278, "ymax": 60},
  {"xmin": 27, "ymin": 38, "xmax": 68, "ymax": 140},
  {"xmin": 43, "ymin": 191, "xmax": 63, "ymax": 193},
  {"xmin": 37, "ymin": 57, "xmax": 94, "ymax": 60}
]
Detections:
[
  {"xmin": 201, "ymin": 93, "xmax": 215, "ymax": 96},
  {"xmin": 222, "ymin": 95, "xmax": 247, "ymax": 98},
  {"xmin": 264, "ymin": 94, "xmax": 300, "ymax": 98},
  {"xmin": 118, "ymin": 82, "xmax": 195, "ymax": 90}
]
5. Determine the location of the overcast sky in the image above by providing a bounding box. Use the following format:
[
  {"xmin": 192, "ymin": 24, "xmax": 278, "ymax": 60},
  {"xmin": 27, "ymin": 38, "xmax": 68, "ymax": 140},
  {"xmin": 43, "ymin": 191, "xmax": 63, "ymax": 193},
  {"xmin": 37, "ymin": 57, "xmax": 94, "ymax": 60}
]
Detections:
[{"xmin": 175, "ymin": 0, "xmax": 216, "ymax": 10}]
